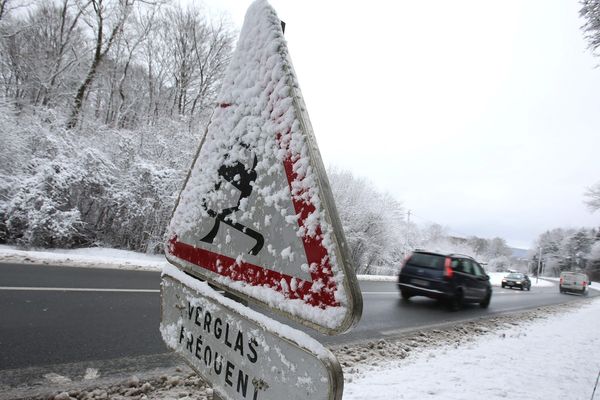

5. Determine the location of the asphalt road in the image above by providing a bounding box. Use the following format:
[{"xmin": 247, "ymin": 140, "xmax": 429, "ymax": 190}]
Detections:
[{"xmin": 0, "ymin": 263, "xmax": 595, "ymax": 373}]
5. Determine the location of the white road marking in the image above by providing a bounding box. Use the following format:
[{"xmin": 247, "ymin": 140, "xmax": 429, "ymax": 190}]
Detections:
[
  {"xmin": 362, "ymin": 291, "xmax": 398, "ymax": 295},
  {"xmin": 0, "ymin": 286, "xmax": 159, "ymax": 293},
  {"xmin": 0, "ymin": 287, "xmax": 536, "ymax": 295}
]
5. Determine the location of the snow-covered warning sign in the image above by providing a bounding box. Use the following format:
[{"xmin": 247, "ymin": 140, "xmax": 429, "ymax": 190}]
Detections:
[{"xmin": 165, "ymin": 0, "xmax": 362, "ymax": 335}]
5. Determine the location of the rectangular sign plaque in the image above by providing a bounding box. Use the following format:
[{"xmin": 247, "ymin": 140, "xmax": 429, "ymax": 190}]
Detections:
[{"xmin": 160, "ymin": 265, "xmax": 343, "ymax": 400}]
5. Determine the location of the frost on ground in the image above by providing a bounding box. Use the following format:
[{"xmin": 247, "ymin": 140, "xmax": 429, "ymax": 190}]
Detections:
[{"xmin": 16, "ymin": 298, "xmax": 599, "ymax": 400}]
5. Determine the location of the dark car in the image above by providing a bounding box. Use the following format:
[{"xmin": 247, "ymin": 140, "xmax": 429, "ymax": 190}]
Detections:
[
  {"xmin": 398, "ymin": 251, "xmax": 492, "ymax": 310},
  {"xmin": 501, "ymin": 272, "xmax": 531, "ymax": 290}
]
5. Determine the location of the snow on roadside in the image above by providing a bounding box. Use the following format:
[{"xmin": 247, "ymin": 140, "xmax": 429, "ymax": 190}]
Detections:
[
  {"xmin": 487, "ymin": 271, "xmax": 555, "ymax": 288},
  {"xmin": 343, "ymin": 298, "xmax": 600, "ymax": 400},
  {"xmin": 0, "ymin": 245, "xmax": 166, "ymax": 271},
  {"xmin": 0, "ymin": 246, "xmax": 393, "ymax": 282},
  {"xmin": 355, "ymin": 274, "xmax": 397, "ymax": 282}
]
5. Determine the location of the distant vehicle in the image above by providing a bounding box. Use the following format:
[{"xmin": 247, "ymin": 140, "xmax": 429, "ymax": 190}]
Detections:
[
  {"xmin": 501, "ymin": 272, "xmax": 531, "ymax": 291},
  {"xmin": 397, "ymin": 251, "xmax": 492, "ymax": 310},
  {"xmin": 559, "ymin": 271, "xmax": 590, "ymax": 295}
]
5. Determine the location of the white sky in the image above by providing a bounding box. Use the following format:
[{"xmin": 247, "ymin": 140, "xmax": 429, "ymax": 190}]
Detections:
[{"xmin": 199, "ymin": 0, "xmax": 600, "ymax": 249}]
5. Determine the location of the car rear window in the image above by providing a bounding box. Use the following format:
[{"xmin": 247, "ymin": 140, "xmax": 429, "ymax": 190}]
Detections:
[
  {"xmin": 562, "ymin": 273, "xmax": 587, "ymax": 280},
  {"xmin": 407, "ymin": 253, "xmax": 445, "ymax": 270}
]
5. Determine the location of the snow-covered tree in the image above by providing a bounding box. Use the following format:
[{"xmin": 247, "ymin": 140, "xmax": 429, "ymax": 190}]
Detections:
[
  {"xmin": 584, "ymin": 182, "xmax": 600, "ymax": 212},
  {"xmin": 327, "ymin": 167, "xmax": 404, "ymax": 274},
  {"xmin": 531, "ymin": 228, "xmax": 598, "ymax": 276},
  {"xmin": 488, "ymin": 256, "xmax": 511, "ymax": 272}
]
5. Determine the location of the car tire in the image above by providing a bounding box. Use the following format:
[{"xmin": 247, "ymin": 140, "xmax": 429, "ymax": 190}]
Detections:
[
  {"xmin": 501, "ymin": 284, "xmax": 505, "ymax": 289},
  {"xmin": 479, "ymin": 291, "xmax": 491, "ymax": 309},
  {"xmin": 527, "ymin": 285, "xmax": 531, "ymax": 291},
  {"xmin": 447, "ymin": 290, "xmax": 464, "ymax": 311},
  {"xmin": 401, "ymin": 290, "xmax": 412, "ymax": 301},
  {"xmin": 520, "ymin": 286, "xmax": 524, "ymax": 291}
]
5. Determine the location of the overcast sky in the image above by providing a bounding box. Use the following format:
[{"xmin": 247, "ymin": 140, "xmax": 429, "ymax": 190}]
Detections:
[{"xmin": 199, "ymin": 0, "xmax": 600, "ymax": 249}]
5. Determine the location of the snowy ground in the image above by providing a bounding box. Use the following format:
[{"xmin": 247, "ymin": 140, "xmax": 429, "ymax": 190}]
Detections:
[
  {"xmin": 343, "ymin": 299, "xmax": 600, "ymax": 400},
  {"xmin": 2, "ymin": 246, "xmax": 600, "ymax": 399}
]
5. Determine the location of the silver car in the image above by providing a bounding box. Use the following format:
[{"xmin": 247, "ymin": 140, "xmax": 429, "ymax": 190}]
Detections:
[{"xmin": 559, "ymin": 271, "xmax": 591, "ymax": 295}]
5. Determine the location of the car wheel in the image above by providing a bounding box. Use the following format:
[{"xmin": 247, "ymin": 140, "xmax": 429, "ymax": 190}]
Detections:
[
  {"xmin": 479, "ymin": 291, "xmax": 491, "ymax": 309},
  {"xmin": 401, "ymin": 290, "xmax": 412, "ymax": 301},
  {"xmin": 527, "ymin": 285, "xmax": 531, "ymax": 291},
  {"xmin": 447, "ymin": 289, "xmax": 464, "ymax": 311},
  {"xmin": 520, "ymin": 286, "xmax": 524, "ymax": 291},
  {"xmin": 501, "ymin": 284, "xmax": 505, "ymax": 289}
]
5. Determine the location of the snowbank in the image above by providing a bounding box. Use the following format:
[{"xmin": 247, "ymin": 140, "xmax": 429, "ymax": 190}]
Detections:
[
  {"xmin": 0, "ymin": 245, "xmax": 166, "ymax": 271},
  {"xmin": 0, "ymin": 246, "xmax": 392, "ymax": 282}
]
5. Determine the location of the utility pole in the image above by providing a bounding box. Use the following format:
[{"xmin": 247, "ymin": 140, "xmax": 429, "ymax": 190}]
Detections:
[
  {"xmin": 536, "ymin": 247, "xmax": 542, "ymax": 284},
  {"xmin": 405, "ymin": 210, "xmax": 411, "ymax": 256}
]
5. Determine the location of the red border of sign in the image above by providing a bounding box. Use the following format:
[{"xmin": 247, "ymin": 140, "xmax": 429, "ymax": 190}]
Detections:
[{"xmin": 168, "ymin": 131, "xmax": 339, "ymax": 309}]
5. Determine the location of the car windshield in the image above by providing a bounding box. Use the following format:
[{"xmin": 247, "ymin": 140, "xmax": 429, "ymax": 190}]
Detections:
[{"xmin": 506, "ymin": 273, "xmax": 523, "ymax": 279}]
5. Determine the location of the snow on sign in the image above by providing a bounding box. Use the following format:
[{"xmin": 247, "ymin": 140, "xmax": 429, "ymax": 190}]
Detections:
[
  {"xmin": 165, "ymin": 0, "xmax": 362, "ymax": 335},
  {"xmin": 160, "ymin": 266, "xmax": 343, "ymax": 400}
]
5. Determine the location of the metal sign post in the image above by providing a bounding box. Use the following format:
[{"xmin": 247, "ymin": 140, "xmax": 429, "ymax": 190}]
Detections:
[{"xmin": 161, "ymin": 267, "xmax": 343, "ymax": 400}]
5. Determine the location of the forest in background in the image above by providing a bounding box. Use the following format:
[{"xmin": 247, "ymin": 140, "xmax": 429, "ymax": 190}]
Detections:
[{"xmin": 1, "ymin": 0, "xmax": 599, "ymax": 279}]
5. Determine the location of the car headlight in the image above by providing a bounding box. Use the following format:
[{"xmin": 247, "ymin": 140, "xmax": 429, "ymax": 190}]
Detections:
[
  {"xmin": 516, "ymin": 281, "xmax": 521, "ymax": 284},
  {"xmin": 502, "ymin": 279, "xmax": 507, "ymax": 282}
]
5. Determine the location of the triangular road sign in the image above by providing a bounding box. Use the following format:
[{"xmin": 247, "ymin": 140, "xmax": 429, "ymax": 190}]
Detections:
[{"xmin": 166, "ymin": 0, "xmax": 362, "ymax": 335}]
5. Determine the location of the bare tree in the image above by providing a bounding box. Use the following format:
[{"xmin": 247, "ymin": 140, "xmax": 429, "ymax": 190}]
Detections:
[
  {"xmin": 581, "ymin": 0, "xmax": 600, "ymax": 56},
  {"xmin": 67, "ymin": 0, "xmax": 133, "ymax": 129},
  {"xmin": 188, "ymin": 17, "xmax": 233, "ymax": 118},
  {"xmin": 41, "ymin": 0, "xmax": 88, "ymax": 107},
  {"xmin": 0, "ymin": 0, "xmax": 9, "ymax": 20}
]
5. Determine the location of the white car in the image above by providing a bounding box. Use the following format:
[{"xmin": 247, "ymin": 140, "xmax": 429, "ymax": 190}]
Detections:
[{"xmin": 559, "ymin": 271, "xmax": 591, "ymax": 295}]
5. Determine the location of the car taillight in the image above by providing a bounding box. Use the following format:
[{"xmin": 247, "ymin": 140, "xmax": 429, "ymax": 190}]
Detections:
[
  {"xmin": 444, "ymin": 257, "xmax": 453, "ymax": 279},
  {"xmin": 583, "ymin": 281, "xmax": 587, "ymax": 286},
  {"xmin": 560, "ymin": 277, "xmax": 563, "ymax": 284}
]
